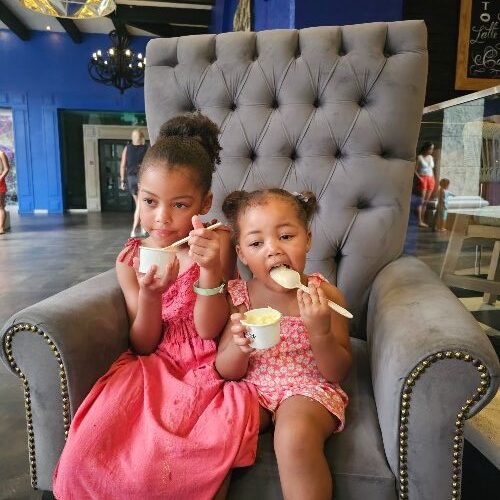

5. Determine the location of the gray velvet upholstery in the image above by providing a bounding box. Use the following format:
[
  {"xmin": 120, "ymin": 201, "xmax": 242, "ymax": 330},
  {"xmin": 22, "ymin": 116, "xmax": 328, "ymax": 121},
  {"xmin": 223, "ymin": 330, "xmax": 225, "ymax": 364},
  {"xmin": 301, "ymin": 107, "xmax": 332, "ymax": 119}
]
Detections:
[
  {"xmin": 1, "ymin": 270, "xmax": 128, "ymax": 490},
  {"xmin": 1, "ymin": 21, "xmax": 499, "ymax": 499},
  {"xmin": 146, "ymin": 22, "xmax": 427, "ymax": 338}
]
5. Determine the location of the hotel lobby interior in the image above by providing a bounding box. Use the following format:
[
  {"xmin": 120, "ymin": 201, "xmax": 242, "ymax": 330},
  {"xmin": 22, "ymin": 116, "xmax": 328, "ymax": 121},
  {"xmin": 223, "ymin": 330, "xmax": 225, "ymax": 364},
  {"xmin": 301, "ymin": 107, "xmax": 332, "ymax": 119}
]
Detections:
[{"xmin": 0, "ymin": 1, "xmax": 499, "ymax": 499}]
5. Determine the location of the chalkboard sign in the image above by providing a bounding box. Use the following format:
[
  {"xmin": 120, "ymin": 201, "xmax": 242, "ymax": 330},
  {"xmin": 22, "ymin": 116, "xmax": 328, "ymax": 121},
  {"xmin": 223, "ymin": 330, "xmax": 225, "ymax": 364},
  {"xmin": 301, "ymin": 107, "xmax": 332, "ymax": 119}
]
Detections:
[{"xmin": 455, "ymin": 0, "xmax": 500, "ymax": 90}]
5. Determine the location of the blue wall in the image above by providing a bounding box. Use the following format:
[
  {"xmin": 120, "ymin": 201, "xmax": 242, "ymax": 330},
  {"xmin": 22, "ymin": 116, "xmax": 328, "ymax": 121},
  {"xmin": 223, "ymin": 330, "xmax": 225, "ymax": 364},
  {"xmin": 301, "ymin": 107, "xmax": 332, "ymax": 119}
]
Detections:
[
  {"xmin": 294, "ymin": 0, "xmax": 403, "ymax": 29},
  {"xmin": 213, "ymin": 0, "xmax": 403, "ymax": 33},
  {"xmin": 0, "ymin": 29, "xmax": 149, "ymax": 213},
  {"xmin": 213, "ymin": 0, "xmax": 295, "ymax": 33}
]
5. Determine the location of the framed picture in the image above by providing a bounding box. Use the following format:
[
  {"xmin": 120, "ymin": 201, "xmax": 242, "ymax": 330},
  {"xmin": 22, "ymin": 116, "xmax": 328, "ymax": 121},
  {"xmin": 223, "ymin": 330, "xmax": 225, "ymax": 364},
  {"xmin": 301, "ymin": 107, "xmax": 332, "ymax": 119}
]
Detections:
[{"xmin": 455, "ymin": 0, "xmax": 500, "ymax": 90}]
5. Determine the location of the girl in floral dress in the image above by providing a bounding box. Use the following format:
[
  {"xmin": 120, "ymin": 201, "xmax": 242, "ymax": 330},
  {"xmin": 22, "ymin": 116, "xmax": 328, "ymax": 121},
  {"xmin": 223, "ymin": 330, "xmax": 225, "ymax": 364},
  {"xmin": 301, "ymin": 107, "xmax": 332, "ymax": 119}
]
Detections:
[
  {"xmin": 53, "ymin": 114, "xmax": 259, "ymax": 499},
  {"xmin": 216, "ymin": 188, "xmax": 351, "ymax": 500}
]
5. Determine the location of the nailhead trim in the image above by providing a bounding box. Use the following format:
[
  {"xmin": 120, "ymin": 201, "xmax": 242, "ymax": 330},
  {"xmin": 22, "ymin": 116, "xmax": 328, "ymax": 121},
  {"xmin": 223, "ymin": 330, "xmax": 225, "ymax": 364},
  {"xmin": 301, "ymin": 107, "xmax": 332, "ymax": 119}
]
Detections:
[
  {"xmin": 398, "ymin": 351, "xmax": 491, "ymax": 500},
  {"xmin": 2, "ymin": 324, "xmax": 70, "ymax": 490}
]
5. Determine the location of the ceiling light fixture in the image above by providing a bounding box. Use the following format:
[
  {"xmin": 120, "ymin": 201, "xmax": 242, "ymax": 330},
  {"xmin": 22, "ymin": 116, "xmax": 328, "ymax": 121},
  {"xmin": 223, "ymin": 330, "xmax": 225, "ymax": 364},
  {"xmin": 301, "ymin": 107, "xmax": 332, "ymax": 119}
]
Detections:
[
  {"xmin": 88, "ymin": 30, "xmax": 145, "ymax": 94},
  {"xmin": 19, "ymin": 0, "xmax": 116, "ymax": 19}
]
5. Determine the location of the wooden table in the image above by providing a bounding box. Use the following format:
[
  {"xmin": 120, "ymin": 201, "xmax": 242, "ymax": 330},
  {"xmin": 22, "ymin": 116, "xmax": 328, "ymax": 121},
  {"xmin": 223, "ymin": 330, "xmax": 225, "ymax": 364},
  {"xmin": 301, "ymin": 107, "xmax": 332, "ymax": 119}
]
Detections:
[{"xmin": 440, "ymin": 206, "xmax": 500, "ymax": 304}]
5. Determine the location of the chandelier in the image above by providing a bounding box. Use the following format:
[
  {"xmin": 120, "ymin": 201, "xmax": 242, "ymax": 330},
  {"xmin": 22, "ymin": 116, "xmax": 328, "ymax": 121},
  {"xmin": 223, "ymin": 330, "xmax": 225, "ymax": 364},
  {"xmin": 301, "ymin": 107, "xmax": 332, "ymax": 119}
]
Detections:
[
  {"xmin": 88, "ymin": 30, "xmax": 146, "ymax": 94},
  {"xmin": 20, "ymin": 0, "xmax": 116, "ymax": 19}
]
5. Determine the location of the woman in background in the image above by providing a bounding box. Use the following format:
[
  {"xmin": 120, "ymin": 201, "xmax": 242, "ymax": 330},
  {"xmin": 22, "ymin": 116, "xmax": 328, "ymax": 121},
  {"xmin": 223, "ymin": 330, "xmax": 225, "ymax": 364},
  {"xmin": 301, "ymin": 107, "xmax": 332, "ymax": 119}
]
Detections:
[
  {"xmin": 120, "ymin": 129, "xmax": 148, "ymax": 237},
  {"xmin": 415, "ymin": 141, "xmax": 435, "ymax": 228},
  {"xmin": 0, "ymin": 150, "xmax": 10, "ymax": 235}
]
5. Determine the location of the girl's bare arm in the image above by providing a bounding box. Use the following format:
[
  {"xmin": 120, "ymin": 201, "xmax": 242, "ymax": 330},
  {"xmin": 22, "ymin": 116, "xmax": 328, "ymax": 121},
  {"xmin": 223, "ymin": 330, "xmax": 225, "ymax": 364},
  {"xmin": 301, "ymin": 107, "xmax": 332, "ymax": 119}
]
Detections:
[
  {"xmin": 215, "ymin": 304, "xmax": 252, "ymax": 380},
  {"xmin": 302, "ymin": 282, "xmax": 352, "ymax": 383},
  {"xmin": 193, "ymin": 229, "xmax": 236, "ymax": 339},
  {"xmin": 116, "ymin": 257, "xmax": 177, "ymax": 355}
]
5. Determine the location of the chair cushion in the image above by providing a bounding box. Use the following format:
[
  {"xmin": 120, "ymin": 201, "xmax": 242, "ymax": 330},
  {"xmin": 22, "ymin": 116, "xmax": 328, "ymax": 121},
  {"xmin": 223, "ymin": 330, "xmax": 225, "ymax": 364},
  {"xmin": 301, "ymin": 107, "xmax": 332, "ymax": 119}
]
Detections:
[{"xmin": 228, "ymin": 339, "xmax": 396, "ymax": 499}]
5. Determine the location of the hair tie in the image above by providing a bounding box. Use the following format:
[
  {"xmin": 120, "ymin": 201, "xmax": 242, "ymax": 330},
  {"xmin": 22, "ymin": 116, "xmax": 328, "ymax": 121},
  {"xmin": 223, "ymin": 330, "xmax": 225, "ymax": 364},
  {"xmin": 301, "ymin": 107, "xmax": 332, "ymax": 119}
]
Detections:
[{"xmin": 292, "ymin": 191, "xmax": 309, "ymax": 203}]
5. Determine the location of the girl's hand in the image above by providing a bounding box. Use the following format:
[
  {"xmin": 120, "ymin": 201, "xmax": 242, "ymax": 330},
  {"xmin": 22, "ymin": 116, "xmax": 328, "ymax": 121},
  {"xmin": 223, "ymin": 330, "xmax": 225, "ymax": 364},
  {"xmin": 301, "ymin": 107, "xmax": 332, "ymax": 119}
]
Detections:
[
  {"xmin": 133, "ymin": 256, "xmax": 179, "ymax": 296},
  {"xmin": 188, "ymin": 215, "xmax": 222, "ymax": 273},
  {"xmin": 297, "ymin": 281, "xmax": 331, "ymax": 337},
  {"xmin": 230, "ymin": 312, "xmax": 255, "ymax": 354}
]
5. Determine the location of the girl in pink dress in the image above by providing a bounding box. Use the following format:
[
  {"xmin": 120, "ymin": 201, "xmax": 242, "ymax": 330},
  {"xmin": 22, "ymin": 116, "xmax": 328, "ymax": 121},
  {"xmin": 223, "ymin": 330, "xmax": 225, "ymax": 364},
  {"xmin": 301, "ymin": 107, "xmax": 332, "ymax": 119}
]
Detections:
[
  {"xmin": 216, "ymin": 188, "xmax": 351, "ymax": 500},
  {"xmin": 53, "ymin": 114, "xmax": 259, "ymax": 499}
]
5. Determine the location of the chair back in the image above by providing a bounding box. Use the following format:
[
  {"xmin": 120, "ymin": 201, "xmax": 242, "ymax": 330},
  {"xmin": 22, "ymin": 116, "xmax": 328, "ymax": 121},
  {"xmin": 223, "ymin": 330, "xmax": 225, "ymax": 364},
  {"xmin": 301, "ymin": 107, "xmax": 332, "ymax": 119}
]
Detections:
[{"xmin": 145, "ymin": 21, "xmax": 428, "ymax": 336}]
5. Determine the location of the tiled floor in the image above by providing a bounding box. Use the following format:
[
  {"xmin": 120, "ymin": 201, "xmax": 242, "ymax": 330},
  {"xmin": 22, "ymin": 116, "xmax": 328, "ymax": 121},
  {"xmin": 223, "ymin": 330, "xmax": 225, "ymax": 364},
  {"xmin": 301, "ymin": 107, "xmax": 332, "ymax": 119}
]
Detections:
[
  {"xmin": 0, "ymin": 212, "xmax": 130, "ymax": 500},
  {"xmin": 0, "ymin": 211, "xmax": 498, "ymax": 499}
]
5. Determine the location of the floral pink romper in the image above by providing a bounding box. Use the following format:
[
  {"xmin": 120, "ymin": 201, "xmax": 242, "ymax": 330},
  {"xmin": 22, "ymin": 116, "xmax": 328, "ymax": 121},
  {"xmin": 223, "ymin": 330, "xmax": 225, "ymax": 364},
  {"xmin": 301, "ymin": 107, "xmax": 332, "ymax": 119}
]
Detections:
[{"xmin": 228, "ymin": 274, "xmax": 348, "ymax": 431}]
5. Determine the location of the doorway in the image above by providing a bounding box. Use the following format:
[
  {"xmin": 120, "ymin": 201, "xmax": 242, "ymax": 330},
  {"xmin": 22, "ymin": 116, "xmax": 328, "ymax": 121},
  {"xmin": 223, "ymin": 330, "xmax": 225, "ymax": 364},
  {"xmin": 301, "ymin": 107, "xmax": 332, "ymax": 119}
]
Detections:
[
  {"xmin": 59, "ymin": 110, "xmax": 146, "ymax": 210},
  {"xmin": 82, "ymin": 124, "xmax": 149, "ymax": 211},
  {"xmin": 98, "ymin": 139, "xmax": 132, "ymax": 212}
]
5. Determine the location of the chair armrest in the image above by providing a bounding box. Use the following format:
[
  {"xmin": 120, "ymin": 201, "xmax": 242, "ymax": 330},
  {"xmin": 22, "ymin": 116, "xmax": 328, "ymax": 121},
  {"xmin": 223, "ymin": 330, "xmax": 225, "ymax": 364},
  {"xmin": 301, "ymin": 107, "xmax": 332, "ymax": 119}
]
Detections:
[
  {"xmin": 0, "ymin": 269, "xmax": 129, "ymax": 490},
  {"xmin": 367, "ymin": 255, "xmax": 499, "ymax": 500}
]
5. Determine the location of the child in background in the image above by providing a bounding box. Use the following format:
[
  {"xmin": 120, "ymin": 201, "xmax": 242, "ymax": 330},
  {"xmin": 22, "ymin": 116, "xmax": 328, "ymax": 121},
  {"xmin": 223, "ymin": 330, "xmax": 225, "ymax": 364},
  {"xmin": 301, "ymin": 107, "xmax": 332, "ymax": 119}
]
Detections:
[
  {"xmin": 216, "ymin": 188, "xmax": 351, "ymax": 500},
  {"xmin": 53, "ymin": 114, "xmax": 259, "ymax": 500},
  {"xmin": 436, "ymin": 178, "xmax": 454, "ymax": 232}
]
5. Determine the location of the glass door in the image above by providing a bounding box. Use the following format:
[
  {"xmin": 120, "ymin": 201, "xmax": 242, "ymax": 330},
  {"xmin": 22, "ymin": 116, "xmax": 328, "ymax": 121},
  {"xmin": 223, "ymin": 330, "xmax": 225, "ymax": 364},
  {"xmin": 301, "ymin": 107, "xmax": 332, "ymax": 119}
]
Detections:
[{"xmin": 98, "ymin": 139, "xmax": 133, "ymax": 212}]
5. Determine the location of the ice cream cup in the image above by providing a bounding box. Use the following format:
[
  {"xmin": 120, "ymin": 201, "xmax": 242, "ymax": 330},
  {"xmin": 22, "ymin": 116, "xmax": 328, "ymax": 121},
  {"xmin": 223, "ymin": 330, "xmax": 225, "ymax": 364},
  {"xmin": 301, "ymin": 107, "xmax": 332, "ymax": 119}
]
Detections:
[
  {"xmin": 240, "ymin": 307, "xmax": 282, "ymax": 350},
  {"xmin": 139, "ymin": 246, "xmax": 177, "ymax": 278}
]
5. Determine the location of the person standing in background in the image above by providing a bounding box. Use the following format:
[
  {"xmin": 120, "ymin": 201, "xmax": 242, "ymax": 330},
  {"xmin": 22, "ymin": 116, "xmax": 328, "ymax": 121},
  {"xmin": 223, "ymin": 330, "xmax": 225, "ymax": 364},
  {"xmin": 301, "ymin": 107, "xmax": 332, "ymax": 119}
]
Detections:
[
  {"xmin": 0, "ymin": 150, "xmax": 10, "ymax": 235},
  {"xmin": 415, "ymin": 141, "xmax": 435, "ymax": 228},
  {"xmin": 119, "ymin": 129, "xmax": 148, "ymax": 237},
  {"xmin": 435, "ymin": 178, "xmax": 454, "ymax": 232}
]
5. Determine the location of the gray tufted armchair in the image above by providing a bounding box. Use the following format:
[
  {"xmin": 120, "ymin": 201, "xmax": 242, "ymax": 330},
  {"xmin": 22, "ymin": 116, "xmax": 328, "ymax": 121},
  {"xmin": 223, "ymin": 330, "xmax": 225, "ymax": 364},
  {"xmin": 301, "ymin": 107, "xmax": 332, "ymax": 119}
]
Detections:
[{"xmin": 1, "ymin": 21, "xmax": 499, "ymax": 500}]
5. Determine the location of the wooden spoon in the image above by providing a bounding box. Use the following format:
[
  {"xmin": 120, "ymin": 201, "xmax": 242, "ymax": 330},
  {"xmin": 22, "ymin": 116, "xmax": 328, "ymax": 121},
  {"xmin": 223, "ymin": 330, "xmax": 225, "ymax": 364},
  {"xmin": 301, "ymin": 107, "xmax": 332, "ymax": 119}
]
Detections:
[{"xmin": 161, "ymin": 221, "xmax": 223, "ymax": 250}]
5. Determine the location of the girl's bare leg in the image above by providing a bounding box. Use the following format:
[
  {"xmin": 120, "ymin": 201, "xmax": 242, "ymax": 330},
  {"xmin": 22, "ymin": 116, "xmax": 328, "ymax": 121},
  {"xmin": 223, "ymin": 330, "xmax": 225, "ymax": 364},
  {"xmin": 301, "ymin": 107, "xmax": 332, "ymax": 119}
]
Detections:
[
  {"xmin": 0, "ymin": 194, "xmax": 5, "ymax": 234},
  {"xmin": 274, "ymin": 396, "xmax": 337, "ymax": 500},
  {"xmin": 437, "ymin": 217, "xmax": 447, "ymax": 232},
  {"xmin": 418, "ymin": 190, "xmax": 430, "ymax": 226}
]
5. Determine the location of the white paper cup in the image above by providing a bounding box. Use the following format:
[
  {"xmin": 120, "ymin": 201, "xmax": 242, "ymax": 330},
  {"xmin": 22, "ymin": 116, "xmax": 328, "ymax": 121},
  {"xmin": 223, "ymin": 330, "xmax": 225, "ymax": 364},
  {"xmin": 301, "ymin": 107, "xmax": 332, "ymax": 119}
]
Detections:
[
  {"xmin": 139, "ymin": 246, "xmax": 177, "ymax": 278},
  {"xmin": 240, "ymin": 307, "xmax": 282, "ymax": 350}
]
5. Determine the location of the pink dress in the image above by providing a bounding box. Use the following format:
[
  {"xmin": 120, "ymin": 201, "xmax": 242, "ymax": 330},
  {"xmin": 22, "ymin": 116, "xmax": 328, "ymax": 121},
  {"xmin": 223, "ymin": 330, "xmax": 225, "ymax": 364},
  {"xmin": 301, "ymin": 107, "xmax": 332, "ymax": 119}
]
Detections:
[
  {"xmin": 53, "ymin": 238, "xmax": 260, "ymax": 500},
  {"xmin": 228, "ymin": 276, "xmax": 348, "ymax": 431}
]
